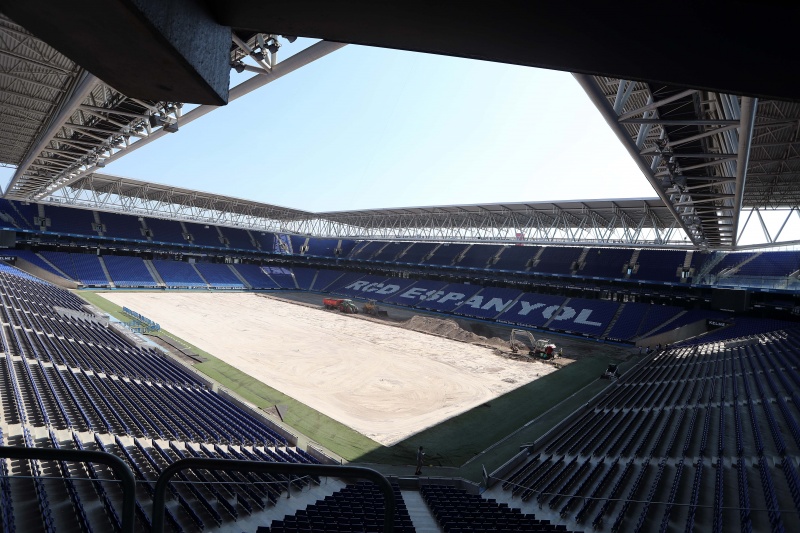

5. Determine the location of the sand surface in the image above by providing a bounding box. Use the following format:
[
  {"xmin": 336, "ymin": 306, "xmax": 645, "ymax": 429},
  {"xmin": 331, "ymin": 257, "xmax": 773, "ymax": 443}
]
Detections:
[{"xmin": 102, "ymin": 292, "xmax": 556, "ymax": 445}]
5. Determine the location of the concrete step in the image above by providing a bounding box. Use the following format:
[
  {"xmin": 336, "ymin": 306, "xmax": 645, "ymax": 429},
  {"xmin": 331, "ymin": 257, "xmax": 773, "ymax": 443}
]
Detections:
[{"xmin": 402, "ymin": 490, "xmax": 442, "ymax": 533}]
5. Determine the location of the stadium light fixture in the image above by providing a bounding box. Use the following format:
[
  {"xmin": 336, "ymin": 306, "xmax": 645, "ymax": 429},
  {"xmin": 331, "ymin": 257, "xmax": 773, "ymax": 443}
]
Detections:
[
  {"xmin": 231, "ymin": 61, "xmax": 246, "ymax": 73},
  {"xmin": 283, "ymin": 35, "xmax": 297, "ymax": 43},
  {"xmin": 266, "ymin": 38, "xmax": 280, "ymax": 54}
]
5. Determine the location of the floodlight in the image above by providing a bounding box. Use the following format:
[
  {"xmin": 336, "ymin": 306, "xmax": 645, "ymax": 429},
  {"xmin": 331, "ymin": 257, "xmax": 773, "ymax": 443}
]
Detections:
[
  {"xmin": 250, "ymin": 50, "xmax": 265, "ymax": 61},
  {"xmin": 283, "ymin": 35, "xmax": 297, "ymax": 43},
  {"xmin": 266, "ymin": 39, "xmax": 280, "ymax": 54},
  {"xmin": 232, "ymin": 61, "xmax": 245, "ymax": 73},
  {"xmin": 148, "ymin": 114, "xmax": 164, "ymax": 128}
]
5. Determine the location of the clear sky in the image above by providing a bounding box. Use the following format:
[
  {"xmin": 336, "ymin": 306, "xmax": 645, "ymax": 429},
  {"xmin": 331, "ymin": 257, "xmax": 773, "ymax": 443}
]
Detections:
[
  {"xmin": 96, "ymin": 41, "xmax": 653, "ymax": 212},
  {"xmin": 1, "ymin": 41, "xmax": 794, "ymax": 246}
]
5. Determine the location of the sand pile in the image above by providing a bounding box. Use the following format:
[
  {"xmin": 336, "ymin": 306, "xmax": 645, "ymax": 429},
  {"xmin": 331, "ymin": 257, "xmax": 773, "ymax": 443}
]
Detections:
[{"xmin": 403, "ymin": 315, "xmax": 509, "ymax": 349}]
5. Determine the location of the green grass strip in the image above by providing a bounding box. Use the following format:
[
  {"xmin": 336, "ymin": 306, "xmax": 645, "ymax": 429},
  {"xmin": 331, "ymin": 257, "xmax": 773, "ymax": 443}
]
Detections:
[{"xmin": 77, "ymin": 291, "xmax": 382, "ymax": 460}]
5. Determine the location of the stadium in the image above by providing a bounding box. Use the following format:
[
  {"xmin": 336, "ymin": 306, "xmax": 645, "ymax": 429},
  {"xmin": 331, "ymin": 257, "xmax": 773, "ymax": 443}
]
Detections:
[{"xmin": 1, "ymin": 3, "xmax": 799, "ymax": 533}]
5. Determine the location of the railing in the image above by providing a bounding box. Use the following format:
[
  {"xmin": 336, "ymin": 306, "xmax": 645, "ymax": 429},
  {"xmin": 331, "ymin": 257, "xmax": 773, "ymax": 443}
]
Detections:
[
  {"xmin": 121, "ymin": 306, "xmax": 160, "ymax": 332},
  {"xmin": 152, "ymin": 459, "xmax": 396, "ymax": 533},
  {"xmin": 0, "ymin": 445, "xmax": 137, "ymax": 533},
  {"xmin": 0, "ymin": 448, "xmax": 396, "ymax": 533}
]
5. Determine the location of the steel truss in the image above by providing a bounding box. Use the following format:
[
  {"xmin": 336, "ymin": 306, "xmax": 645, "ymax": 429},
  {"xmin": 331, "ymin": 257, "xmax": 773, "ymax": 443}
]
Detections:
[
  {"xmin": 47, "ymin": 175, "xmax": 688, "ymax": 247},
  {"xmin": 3, "ymin": 36, "xmax": 345, "ymax": 201},
  {"xmin": 576, "ymin": 75, "xmax": 800, "ymax": 250}
]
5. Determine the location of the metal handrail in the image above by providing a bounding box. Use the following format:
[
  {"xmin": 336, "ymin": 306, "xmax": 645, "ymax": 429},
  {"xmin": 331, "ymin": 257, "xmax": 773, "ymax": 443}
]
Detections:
[
  {"xmin": 152, "ymin": 459, "xmax": 396, "ymax": 532},
  {"xmin": 0, "ymin": 445, "xmax": 137, "ymax": 533}
]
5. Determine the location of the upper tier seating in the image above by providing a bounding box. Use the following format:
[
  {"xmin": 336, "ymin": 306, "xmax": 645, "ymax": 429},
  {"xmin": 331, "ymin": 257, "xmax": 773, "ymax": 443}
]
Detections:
[
  {"xmin": 579, "ymin": 248, "xmax": 632, "ymax": 278},
  {"xmin": 220, "ymin": 227, "xmax": 256, "ymax": 249},
  {"xmin": 251, "ymin": 231, "xmax": 275, "ymax": 251},
  {"xmin": 145, "ymin": 217, "xmax": 186, "ymax": 244},
  {"xmin": 425, "ymin": 243, "xmax": 469, "ymax": 266},
  {"xmin": 631, "ymin": 250, "xmax": 687, "ymax": 282},
  {"xmin": 370, "ymin": 242, "xmax": 409, "ymax": 262},
  {"xmin": 42, "ymin": 204, "xmax": 97, "ymax": 236},
  {"xmin": 96, "ymin": 210, "xmax": 147, "ymax": 241},
  {"xmin": 532, "ymin": 247, "xmax": 583, "ymax": 274},
  {"xmin": 493, "ymin": 245, "xmax": 541, "ymax": 272},
  {"xmin": 397, "ymin": 242, "xmax": 439, "ymax": 264},
  {"xmin": 709, "ymin": 252, "xmax": 755, "ymax": 275},
  {"xmin": 183, "ymin": 221, "xmax": 223, "ymax": 247},
  {"xmin": 305, "ymin": 237, "xmax": 342, "ymax": 257},
  {"xmin": 735, "ymin": 251, "xmax": 800, "ymax": 277},
  {"xmin": 457, "ymin": 244, "xmax": 503, "ymax": 269}
]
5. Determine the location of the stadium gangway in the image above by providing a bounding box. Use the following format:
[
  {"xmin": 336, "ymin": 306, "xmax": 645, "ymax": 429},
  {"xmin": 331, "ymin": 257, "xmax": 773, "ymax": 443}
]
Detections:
[
  {"xmin": 0, "ymin": 443, "xmax": 137, "ymax": 533},
  {"xmin": 151, "ymin": 459, "xmax": 396, "ymax": 533}
]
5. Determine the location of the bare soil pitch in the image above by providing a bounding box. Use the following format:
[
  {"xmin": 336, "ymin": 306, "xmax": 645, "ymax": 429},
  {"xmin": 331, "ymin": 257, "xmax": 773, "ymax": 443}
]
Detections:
[{"xmin": 101, "ymin": 291, "xmax": 560, "ymax": 445}]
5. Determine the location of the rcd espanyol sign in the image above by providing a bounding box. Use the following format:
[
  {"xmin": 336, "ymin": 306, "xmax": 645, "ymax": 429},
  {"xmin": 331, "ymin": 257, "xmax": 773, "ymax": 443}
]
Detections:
[{"xmin": 343, "ymin": 280, "xmax": 603, "ymax": 328}]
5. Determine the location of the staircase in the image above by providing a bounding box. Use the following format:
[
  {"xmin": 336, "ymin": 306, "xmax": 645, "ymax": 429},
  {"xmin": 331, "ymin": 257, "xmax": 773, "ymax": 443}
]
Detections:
[
  {"xmin": 636, "ymin": 310, "xmax": 687, "ymax": 340},
  {"xmin": 694, "ymin": 251, "xmax": 726, "ymax": 283},
  {"xmin": 543, "ymin": 298, "xmax": 571, "ymax": 328},
  {"xmin": 179, "ymin": 221, "xmax": 192, "ymax": 245},
  {"xmin": 228, "ymin": 264, "xmax": 252, "ymax": 288},
  {"xmin": 35, "ymin": 253, "xmax": 73, "ymax": 281},
  {"xmin": 422, "ymin": 243, "xmax": 443, "ymax": 264},
  {"xmin": 190, "ymin": 263, "xmax": 210, "ymax": 288},
  {"xmin": 454, "ymin": 244, "xmax": 473, "ymax": 265},
  {"xmin": 245, "ymin": 230, "xmax": 259, "ymax": 250},
  {"xmin": 93, "ymin": 210, "xmax": 104, "ymax": 236},
  {"xmin": 215, "ymin": 226, "xmax": 228, "ymax": 247},
  {"xmin": 402, "ymin": 490, "xmax": 443, "ymax": 533},
  {"xmin": 489, "ymin": 246, "xmax": 506, "ymax": 267},
  {"xmin": 573, "ymin": 247, "xmax": 590, "ymax": 273},
  {"xmin": 719, "ymin": 252, "xmax": 762, "ymax": 278},
  {"xmin": 97, "ymin": 257, "xmax": 115, "ymax": 287},
  {"xmin": 601, "ymin": 302, "xmax": 626, "ymax": 337},
  {"xmin": 395, "ymin": 242, "xmax": 415, "ymax": 262},
  {"xmin": 527, "ymin": 247, "xmax": 546, "ymax": 270},
  {"xmin": 143, "ymin": 260, "xmax": 166, "ymax": 286},
  {"xmin": 624, "ymin": 249, "xmax": 640, "ymax": 279},
  {"xmin": 139, "ymin": 217, "xmax": 152, "ymax": 241}
]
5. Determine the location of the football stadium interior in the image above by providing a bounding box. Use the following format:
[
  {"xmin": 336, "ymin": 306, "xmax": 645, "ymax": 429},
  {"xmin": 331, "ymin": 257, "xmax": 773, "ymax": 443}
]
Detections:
[{"xmin": 1, "ymin": 3, "xmax": 800, "ymax": 533}]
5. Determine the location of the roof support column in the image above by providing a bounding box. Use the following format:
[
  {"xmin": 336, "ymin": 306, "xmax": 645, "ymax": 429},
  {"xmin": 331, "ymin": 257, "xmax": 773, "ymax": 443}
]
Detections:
[{"xmin": 732, "ymin": 96, "xmax": 757, "ymax": 247}]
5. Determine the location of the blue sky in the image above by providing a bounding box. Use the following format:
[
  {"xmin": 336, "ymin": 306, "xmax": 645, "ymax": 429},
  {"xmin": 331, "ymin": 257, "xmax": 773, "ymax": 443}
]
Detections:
[{"xmin": 97, "ymin": 41, "xmax": 652, "ymax": 212}]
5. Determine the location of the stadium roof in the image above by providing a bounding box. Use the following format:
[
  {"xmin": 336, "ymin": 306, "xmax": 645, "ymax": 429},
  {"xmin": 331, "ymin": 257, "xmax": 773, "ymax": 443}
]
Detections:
[
  {"xmin": 50, "ymin": 173, "xmax": 687, "ymax": 247},
  {"xmin": 1, "ymin": 5, "xmax": 799, "ymax": 250}
]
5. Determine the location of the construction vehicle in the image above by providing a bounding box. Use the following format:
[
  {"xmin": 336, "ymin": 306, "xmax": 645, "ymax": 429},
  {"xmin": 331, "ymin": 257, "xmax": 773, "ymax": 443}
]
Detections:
[
  {"xmin": 509, "ymin": 329, "xmax": 561, "ymax": 360},
  {"xmin": 601, "ymin": 364, "xmax": 619, "ymax": 380},
  {"xmin": 362, "ymin": 299, "xmax": 388, "ymax": 317},
  {"xmin": 322, "ymin": 298, "xmax": 359, "ymax": 314}
]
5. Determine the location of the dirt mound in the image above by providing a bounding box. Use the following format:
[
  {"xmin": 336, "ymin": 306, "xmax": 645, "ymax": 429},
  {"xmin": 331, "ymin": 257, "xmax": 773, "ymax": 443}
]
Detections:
[{"xmin": 403, "ymin": 315, "xmax": 509, "ymax": 349}]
